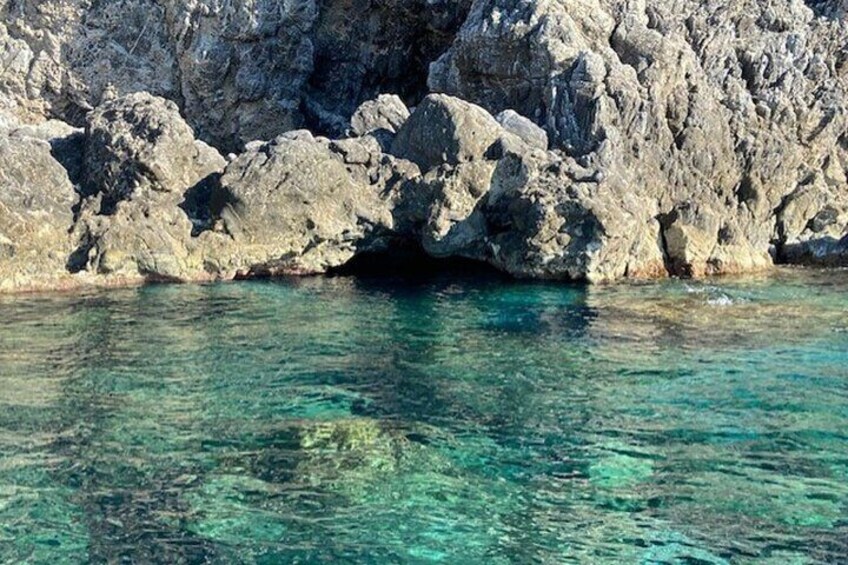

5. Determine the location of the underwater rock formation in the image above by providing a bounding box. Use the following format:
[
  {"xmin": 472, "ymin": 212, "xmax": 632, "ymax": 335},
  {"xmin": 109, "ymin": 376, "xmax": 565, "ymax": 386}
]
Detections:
[{"xmin": 0, "ymin": 0, "xmax": 846, "ymax": 291}]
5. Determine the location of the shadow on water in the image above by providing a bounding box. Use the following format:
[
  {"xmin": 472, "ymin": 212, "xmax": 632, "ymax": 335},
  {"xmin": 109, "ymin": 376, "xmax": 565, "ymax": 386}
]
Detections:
[{"xmin": 47, "ymin": 291, "xmax": 221, "ymax": 562}]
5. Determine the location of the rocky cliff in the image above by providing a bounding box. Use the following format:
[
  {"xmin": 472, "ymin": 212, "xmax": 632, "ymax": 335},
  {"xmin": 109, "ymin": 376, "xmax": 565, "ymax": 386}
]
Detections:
[{"xmin": 0, "ymin": 0, "xmax": 846, "ymax": 291}]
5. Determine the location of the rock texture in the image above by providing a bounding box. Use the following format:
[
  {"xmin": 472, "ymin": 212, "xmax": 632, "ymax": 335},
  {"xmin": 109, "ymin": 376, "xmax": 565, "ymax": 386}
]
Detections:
[
  {"xmin": 427, "ymin": 0, "xmax": 848, "ymax": 276},
  {"xmin": 210, "ymin": 135, "xmax": 396, "ymax": 276},
  {"xmin": 0, "ymin": 132, "xmax": 77, "ymax": 291},
  {"xmin": 0, "ymin": 0, "xmax": 472, "ymax": 150},
  {"xmin": 0, "ymin": 1, "xmax": 846, "ymax": 291},
  {"xmin": 84, "ymin": 92, "xmax": 226, "ymax": 207},
  {"xmin": 350, "ymin": 94, "xmax": 410, "ymax": 136},
  {"xmin": 71, "ymin": 93, "xmax": 226, "ymax": 284}
]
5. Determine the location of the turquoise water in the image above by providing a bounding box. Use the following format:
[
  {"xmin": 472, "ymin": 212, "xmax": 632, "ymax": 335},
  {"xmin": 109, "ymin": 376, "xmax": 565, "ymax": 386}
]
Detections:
[{"xmin": 0, "ymin": 268, "xmax": 846, "ymax": 563}]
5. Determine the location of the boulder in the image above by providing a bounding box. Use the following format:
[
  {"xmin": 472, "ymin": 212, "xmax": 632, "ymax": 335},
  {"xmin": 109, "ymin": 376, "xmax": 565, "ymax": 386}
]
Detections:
[
  {"xmin": 71, "ymin": 92, "xmax": 227, "ymax": 283},
  {"xmin": 391, "ymin": 94, "xmax": 503, "ymax": 171},
  {"xmin": 212, "ymin": 136, "xmax": 396, "ymax": 276},
  {"xmin": 420, "ymin": 161, "xmax": 495, "ymax": 258},
  {"xmin": 71, "ymin": 193, "xmax": 202, "ymax": 282},
  {"xmin": 85, "ymin": 92, "xmax": 226, "ymax": 207},
  {"xmin": 495, "ymin": 110, "xmax": 548, "ymax": 151},
  {"xmin": 478, "ymin": 150, "xmax": 667, "ymax": 282},
  {"xmin": 661, "ymin": 203, "xmax": 772, "ymax": 278},
  {"xmin": 9, "ymin": 120, "xmax": 85, "ymax": 186},
  {"xmin": 350, "ymin": 94, "xmax": 410, "ymax": 136},
  {"xmin": 0, "ymin": 134, "xmax": 77, "ymax": 291}
]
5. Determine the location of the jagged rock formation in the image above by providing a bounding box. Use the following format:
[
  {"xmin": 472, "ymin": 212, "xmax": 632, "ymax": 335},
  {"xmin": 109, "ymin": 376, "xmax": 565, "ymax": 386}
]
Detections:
[
  {"xmin": 429, "ymin": 0, "xmax": 848, "ymax": 276},
  {"xmin": 0, "ymin": 128, "xmax": 77, "ymax": 291},
  {"xmin": 0, "ymin": 1, "xmax": 846, "ymax": 292},
  {"xmin": 0, "ymin": 0, "xmax": 472, "ymax": 150},
  {"xmin": 210, "ymin": 134, "xmax": 396, "ymax": 276}
]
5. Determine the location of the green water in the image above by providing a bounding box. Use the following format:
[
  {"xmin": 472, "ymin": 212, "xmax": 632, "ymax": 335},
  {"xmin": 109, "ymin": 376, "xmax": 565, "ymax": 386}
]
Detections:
[{"xmin": 0, "ymin": 268, "xmax": 846, "ymax": 563}]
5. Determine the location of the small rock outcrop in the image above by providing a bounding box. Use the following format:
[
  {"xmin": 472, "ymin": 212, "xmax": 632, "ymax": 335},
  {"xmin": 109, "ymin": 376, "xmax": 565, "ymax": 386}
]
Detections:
[
  {"xmin": 85, "ymin": 93, "xmax": 226, "ymax": 207},
  {"xmin": 72, "ymin": 93, "xmax": 226, "ymax": 283},
  {"xmin": 211, "ymin": 135, "xmax": 396, "ymax": 277},
  {"xmin": 391, "ymin": 94, "xmax": 503, "ymax": 171},
  {"xmin": 0, "ymin": 133, "xmax": 77, "ymax": 291},
  {"xmin": 350, "ymin": 95, "xmax": 410, "ymax": 136}
]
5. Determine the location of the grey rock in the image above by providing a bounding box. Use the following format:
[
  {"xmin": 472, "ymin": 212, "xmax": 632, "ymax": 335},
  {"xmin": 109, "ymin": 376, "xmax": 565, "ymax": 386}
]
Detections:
[
  {"xmin": 428, "ymin": 0, "xmax": 848, "ymax": 276},
  {"xmin": 211, "ymin": 136, "xmax": 396, "ymax": 276},
  {"xmin": 660, "ymin": 203, "xmax": 772, "ymax": 278},
  {"xmin": 9, "ymin": 119, "xmax": 86, "ymax": 186},
  {"xmin": 0, "ymin": 0, "xmax": 472, "ymax": 151},
  {"xmin": 0, "ymin": 133, "xmax": 78, "ymax": 291},
  {"xmin": 495, "ymin": 110, "xmax": 548, "ymax": 150},
  {"xmin": 391, "ymin": 94, "xmax": 503, "ymax": 171},
  {"xmin": 350, "ymin": 95, "xmax": 410, "ymax": 136},
  {"xmin": 1, "ymin": 0, "xmax": 848, "ymax": 289},
  {"xmin": 420, "ymin": 161, "xmax": 495, "ymax": 258},
  {"xmin": 72, "ymin": 193, "xmax": 201, "ymax": 282},
  {"xmin": 69, "ymin": 93, "xmax": 226, "ymax": 283},
  {"xmin": 85, "ymin": 93, "xmax": 226, "ymax": 207}
]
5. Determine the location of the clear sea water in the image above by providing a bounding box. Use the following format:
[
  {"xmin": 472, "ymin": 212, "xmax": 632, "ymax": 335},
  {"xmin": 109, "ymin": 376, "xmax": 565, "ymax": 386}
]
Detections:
[{"xmin": 0, "ymin": 267, "xmax": 846, "ymax": 564}]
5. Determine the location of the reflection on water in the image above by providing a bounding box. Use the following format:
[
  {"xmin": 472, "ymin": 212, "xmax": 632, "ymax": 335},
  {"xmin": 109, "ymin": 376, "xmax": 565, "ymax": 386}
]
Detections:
[{"xmin": 1, "ymin": 268, "xmax": 846, "ymax": 562}]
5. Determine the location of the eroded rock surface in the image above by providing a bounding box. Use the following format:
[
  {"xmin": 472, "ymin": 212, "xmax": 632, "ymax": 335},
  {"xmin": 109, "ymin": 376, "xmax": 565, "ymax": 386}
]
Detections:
[
  {"xmin": 0, "ymin": 0, "xmax": 472, "ymax": 150},
  {"xmin": 85, "ymin": 93, "xmax": 226, "ymax": 207},
  {"xmin": 72, "ymin": 93, "xmax": 225, "ymax": 283},
  {"xmin": 0, "ymin": 0, "xmax": 847, "ymax": 291},
  {"xmin": 210, "ymin": 135, "xmax": 397, "ymax": 276},
  {"xmin": 0, "ymin": 133, "xmax": 77, "ymax": 291},
  {"xmin": 429, "ymin": 0, "xmax": 848, "ymax": 272},
  {"xmin": 350, "ymin": 94, "xmax": 410, "ymax": 136}
]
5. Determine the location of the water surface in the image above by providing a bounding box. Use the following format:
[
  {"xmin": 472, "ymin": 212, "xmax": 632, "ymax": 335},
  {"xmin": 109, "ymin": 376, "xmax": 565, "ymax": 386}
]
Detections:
[{"xmin": 1, "ymin": 268, "xmax": 846, "ymax": 563}]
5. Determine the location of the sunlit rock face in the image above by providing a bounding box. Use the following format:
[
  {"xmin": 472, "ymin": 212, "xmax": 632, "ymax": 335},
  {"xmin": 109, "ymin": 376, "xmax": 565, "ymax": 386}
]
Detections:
[
  {"xmin": 0, "ymin": 131, "xmax": 77, "ymax": 291},
  {"xmin": 0, "ymin": 0, "xmax": 472, "ymax": 151},
  {"xmin": 430, "ymin": 0, "xmax": 848, "ymax": 271},
  {"xmin": 0, "ymin": 0, "xmax": 847, "ymax": 290}
]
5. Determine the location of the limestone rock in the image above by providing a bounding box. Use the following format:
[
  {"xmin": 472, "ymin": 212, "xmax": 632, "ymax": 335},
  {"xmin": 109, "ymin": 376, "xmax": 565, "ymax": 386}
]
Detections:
[
  {"xmin": 420, "ymin": 161, "xmax": 495, "ymax": 258},
  {"xmin": 495, "ymin": 110, "xmax": 548, "ymax": 151},
  {"xmin": 1, "ymin": 0, "xmax": 848, "ymax": 288},
  {"xmin": 776, "ymin": 174, "xmax": 848, "ymax": 266},
  {"xmin": 72, "ymin": 194, "xmax": 201, "ymax": 282},
  {"xmin": 0, "ymin": 1, "xmax": 472, "ymax": 150},
  {"xmin": 391, "ymin": 94, "xmax": 503, "ymax": 171},
  {"xmin": 9, "ymin": 120, "xmax": 85, "ymax": 186},
  {"xmin": 477, "ymin": 150, "xmax": 667, "ymax": 282},
  {"xmin": 350, "ymin": 94, "xmax": 410, "ymax": 136},
  {"xmin": 0, "ymin": 134, "xmax": 77, "ymax": 291},
  {"xmin": 212, "ymin": 136, "xmax": 395, "ymax": 276},
  {"xmin": 429, "ymin": 0, "xmax": 848, "ymax": 275},
  {"xmin": 661, "ymin": 203, "xmax": 772, "ymax": 278},
  {"xmin": 85, "ymin": 93, "xmax": 226, "ymax": 207}
]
